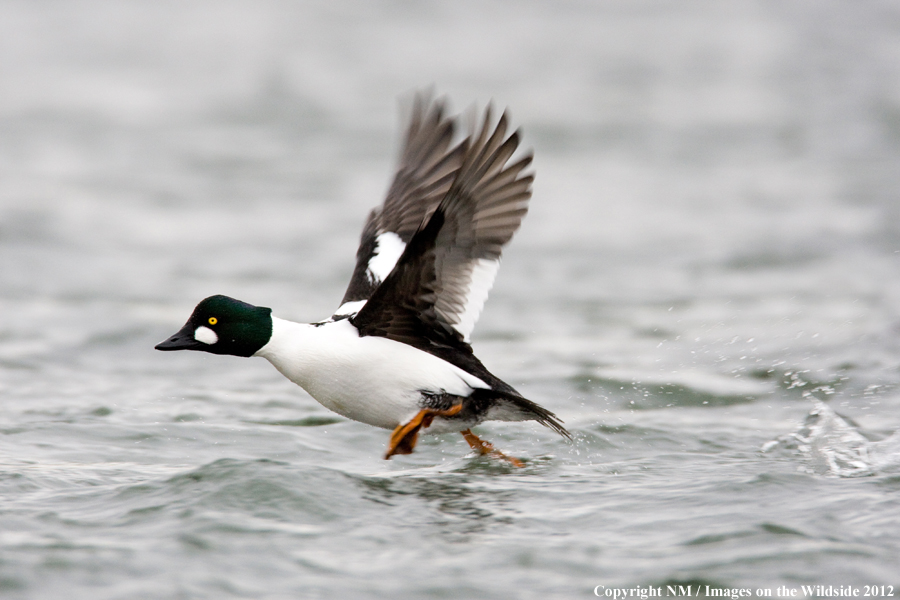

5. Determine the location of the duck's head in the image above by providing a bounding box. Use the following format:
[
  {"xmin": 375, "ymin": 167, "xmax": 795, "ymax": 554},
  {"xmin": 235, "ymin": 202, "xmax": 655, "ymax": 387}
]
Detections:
[{"xmin": 155, "ymin": 295, "xmax": 272, "ymax": 357}]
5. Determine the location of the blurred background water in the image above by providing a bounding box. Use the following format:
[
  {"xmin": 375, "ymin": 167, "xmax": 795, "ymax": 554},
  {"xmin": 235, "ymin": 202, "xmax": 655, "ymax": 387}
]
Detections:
[{"xmin": 2, "ymin": 1, "xmax": 900, "ymax": 598}]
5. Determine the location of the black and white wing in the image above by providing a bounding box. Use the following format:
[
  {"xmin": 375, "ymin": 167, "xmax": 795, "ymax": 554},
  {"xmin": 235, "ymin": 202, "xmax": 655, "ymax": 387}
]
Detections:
[
  {"xmin": 351, "ymin": 106, "xmax": 569, "ymax": 437},
  {"xmin": 351, "ymin": 105, "xmax": 532, "ymax": 348},
  {"xmin": 334, "ymin": 92, "xmax": 467, "ymax": 317}
]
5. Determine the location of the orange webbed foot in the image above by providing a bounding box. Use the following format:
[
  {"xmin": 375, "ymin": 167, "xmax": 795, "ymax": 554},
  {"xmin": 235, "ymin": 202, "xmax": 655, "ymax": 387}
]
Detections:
[
  {"xmin": 460, "ymin": 429, "xmax": 525, "ymax": 467},
  {"xmin": 384, "ymin": 404, "xmax": 463, "ymax": 460}
]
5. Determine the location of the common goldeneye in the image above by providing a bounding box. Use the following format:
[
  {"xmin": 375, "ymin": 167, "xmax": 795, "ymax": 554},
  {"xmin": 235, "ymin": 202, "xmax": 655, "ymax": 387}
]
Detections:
[{"xmin": 155, "ymin": 93, "xmax": 569, "ymax": 465}]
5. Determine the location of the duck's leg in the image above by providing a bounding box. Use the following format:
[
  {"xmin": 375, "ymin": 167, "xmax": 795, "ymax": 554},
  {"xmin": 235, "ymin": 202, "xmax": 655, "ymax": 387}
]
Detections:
[
  {"xmin": 460, "ymin": 429, "xmax": 525, "ymax": 468},
  {"xmin": 384, "ymin": 404, "xmax": 463, "ymax": 459}
]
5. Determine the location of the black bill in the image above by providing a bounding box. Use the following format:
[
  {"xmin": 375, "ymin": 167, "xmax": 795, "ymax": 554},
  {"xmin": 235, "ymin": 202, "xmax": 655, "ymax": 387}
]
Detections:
[{"xmin": 154, "ymin": 322, "xmax": 203, "ymax": 351}]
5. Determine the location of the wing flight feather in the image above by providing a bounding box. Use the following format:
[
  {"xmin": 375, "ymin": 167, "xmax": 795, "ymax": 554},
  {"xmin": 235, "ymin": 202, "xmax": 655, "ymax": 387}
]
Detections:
[
  {"xmin": 337, "ymin": 93, "xmax": 466, "ymax": 312},
  {"xmin": 352, "ymin": 104, "xmax": 532, "ymax": 348}
]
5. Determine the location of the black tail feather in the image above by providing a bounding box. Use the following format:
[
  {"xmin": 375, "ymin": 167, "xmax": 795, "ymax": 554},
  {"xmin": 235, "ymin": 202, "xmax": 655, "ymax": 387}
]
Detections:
[
  {"xmin": 505, "ymin": 394, "xmax": 571, "ymax": 439},
  {"xmin": 462, "ymin": 387, "xmax": 570, "ymax": 439}
]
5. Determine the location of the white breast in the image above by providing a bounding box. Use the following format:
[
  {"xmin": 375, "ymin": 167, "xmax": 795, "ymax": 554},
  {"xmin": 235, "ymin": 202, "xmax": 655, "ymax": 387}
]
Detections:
[{"xmin": 254, "ymin": 317, "xmax": 487, "ymax": 430}]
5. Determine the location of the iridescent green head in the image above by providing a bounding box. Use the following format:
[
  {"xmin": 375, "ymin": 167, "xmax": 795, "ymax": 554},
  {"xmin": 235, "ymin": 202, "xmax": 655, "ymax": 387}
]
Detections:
[{"xmin": 155, "ymin": 295, "xmax": 272, "ymax": 357}]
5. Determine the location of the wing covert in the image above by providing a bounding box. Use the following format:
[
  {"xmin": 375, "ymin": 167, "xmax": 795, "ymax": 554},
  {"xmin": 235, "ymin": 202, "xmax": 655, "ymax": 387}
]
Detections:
[{"xmin": 336, "ymin": 92, "xmax": 467, "ymax": 315}]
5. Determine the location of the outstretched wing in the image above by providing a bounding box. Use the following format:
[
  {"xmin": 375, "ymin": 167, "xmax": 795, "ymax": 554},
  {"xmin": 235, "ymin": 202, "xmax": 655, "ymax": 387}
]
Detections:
[
  {"xmin": 351, "ymin": 106, "xmax": 532, "ymax": 349},
  {"xmin": 350, "ymin": 105, "xmax": 571, "ymax": 439},
  {"xmin": 334, "ymin": 92, "xmax": 467, "ymax": 317}
]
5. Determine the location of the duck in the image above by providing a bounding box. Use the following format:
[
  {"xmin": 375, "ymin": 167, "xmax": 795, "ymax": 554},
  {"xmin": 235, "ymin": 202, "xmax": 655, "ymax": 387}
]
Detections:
[{"xmin": 155, "ymin": 92, "xmax": 570, "ymax": 465}]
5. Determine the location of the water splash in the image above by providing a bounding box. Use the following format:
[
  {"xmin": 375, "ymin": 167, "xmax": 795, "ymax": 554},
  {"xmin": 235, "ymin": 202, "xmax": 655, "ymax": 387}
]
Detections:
[{"xmin": 762, "ymin": 400, "xmax": 900, "ymax": 477}]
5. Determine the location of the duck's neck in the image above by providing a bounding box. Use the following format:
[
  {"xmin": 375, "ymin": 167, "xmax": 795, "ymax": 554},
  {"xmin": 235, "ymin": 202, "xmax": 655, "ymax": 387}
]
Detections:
[{"xmin": 253, "ymin": 316, "xmax": 356, "ymax": 391}]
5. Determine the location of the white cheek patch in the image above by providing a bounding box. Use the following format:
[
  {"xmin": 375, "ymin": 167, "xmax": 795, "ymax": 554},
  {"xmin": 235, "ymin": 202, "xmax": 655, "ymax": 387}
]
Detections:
[{"xmin": 194, "ymin": 326, "xmax": 218, "ymax": 345}]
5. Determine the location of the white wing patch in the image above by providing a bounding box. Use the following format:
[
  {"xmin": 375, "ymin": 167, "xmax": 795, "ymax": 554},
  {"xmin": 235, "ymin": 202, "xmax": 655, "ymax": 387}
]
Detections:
[
  {"xmin": 194, "ymin": 326, "xmax": 218, "ymax": 345},
  {"xmin": 332, "ymin": 233, "xmax": 406, "ymax": 319},
  {"xmin": 333, "ymin": 299, "xmax": 367, "ymax": 318},
  {"xmin": 366, "ymin": 232, "xmax": 406, "ymax": 283},
  {"xmin": 450, "ymin": 258, "xmax": 501, "ymax": 342}
]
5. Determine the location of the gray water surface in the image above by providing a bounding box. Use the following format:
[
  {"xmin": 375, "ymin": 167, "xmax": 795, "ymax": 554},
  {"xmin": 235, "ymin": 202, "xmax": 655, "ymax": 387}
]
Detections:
[{"xmin": 2, "ymin": 1, "xmax": 900, "ymax": 598}]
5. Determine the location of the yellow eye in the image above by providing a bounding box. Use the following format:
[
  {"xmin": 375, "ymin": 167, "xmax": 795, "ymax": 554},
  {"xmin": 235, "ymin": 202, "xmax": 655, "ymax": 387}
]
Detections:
[{"xmin": 208, "ymin": 317, "xmax": 218, "ymax": 325}]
